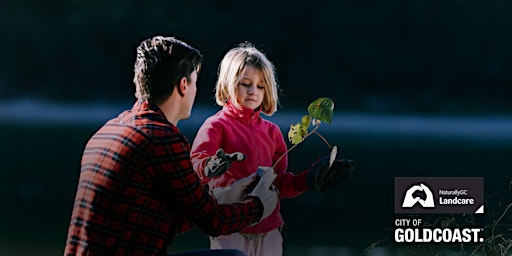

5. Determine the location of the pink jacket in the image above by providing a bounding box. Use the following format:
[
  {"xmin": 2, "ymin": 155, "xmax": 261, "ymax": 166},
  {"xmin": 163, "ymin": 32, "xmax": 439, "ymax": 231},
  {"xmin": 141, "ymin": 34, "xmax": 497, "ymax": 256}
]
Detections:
[{"xmin": 191, "ymin": 101, "xmax": 309, "ymax": 234}]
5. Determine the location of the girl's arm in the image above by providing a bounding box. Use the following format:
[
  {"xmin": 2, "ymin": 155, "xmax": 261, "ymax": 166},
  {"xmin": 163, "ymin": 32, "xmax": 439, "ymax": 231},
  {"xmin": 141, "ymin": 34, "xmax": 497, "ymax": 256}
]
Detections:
[{"xmin": 191, "ymin": 120, "xmax": 223, "ymax": 185}]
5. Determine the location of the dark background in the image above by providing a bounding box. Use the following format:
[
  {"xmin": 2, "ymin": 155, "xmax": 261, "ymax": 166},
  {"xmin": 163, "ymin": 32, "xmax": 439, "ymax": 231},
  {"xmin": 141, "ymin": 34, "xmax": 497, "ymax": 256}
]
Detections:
[
  {"xmin": 2, "ymin": 0, "xmax": 512, "ymax": 114},
  {"xmin": 1, "ymin": 1, "xmax": 511, "ymax": 256}
]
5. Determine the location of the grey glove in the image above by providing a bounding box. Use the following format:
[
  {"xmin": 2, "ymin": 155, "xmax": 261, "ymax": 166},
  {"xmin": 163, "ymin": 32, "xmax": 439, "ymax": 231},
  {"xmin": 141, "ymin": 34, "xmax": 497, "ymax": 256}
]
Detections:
[
  {"xmin": 211, "ymin": 172, "xmax": 256, "ymax": 204},
  {"xmin": 204, "ymin": 148, "xmax": 246, "ymax": 178},
  {"xmin": 307, "ymin": 155, "xmax": 355, "ymax": 192},
  {"xmin": 244, "ymin": 167, "xmax": 278, "ymax": 221}
]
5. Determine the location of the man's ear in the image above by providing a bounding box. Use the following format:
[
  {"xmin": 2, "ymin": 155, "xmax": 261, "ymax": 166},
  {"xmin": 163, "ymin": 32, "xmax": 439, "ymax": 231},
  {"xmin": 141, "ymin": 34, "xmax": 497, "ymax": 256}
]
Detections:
[{"xmin": 177, "ymin": 77, "xmax": 187, "ymax": 97}]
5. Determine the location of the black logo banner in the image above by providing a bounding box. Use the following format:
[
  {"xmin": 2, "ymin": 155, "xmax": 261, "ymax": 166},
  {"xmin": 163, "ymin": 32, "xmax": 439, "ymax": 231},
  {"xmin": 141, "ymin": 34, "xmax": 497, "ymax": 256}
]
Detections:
[{"xmin": 395, "ymin": 177, "xmax": 484, "ymax": 214}]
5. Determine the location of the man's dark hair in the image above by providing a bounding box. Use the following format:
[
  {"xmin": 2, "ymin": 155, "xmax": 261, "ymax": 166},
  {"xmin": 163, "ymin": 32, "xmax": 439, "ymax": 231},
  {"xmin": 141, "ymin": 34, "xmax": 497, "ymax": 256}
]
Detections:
[{"xmin": 133, "ymin": 36, "xmax": 203, "ymax": 105}]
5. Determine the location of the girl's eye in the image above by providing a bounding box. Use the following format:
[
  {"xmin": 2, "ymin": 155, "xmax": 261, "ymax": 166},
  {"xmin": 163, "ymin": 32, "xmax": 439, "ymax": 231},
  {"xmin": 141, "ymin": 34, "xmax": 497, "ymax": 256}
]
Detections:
[{"xmin": 240, "ymin": 82, "xmax": 264, "ymax": 90}]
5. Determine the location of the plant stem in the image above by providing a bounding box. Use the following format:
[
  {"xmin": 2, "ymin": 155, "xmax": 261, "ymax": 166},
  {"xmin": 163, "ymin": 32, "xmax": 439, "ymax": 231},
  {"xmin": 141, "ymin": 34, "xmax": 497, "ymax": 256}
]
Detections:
[
  {"xmin": 272, "ymin": 125, "xmax": 332, "ymax": 169},
  {"xmin": 492, "ymin": 202, "xmax": 512, "ymax": 239},
  {"xmin": 312, "ymin": 130, "xmax": 332, "ymax": 149}
]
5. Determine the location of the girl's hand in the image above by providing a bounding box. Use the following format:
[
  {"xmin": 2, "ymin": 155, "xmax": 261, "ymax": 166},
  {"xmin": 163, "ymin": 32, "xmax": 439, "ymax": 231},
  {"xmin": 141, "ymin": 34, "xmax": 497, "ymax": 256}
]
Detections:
[
  {"xmin": 204, "ymin": 148, "xmax": 246, "ymax": 178},
  {"xmin": 306, "ymin": 156, "xmax": 356, "ymax": 192}
]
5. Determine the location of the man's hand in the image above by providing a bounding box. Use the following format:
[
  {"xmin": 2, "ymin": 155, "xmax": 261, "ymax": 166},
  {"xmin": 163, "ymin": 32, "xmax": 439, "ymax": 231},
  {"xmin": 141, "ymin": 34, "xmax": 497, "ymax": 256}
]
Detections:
[
  {"xmin": 211, "ymin": 173, "xmax": 256, "ymax": 204},
  {"xmin": 244, "ymin": 167, "xmax": 278, "ymax": 221},
  {"xmin": 204, "ymin": 148, "xmax": 246, "ymax": 178},
  {"xmin": 307, "ymin": 155, "xmax": 355, "ymax": 192}
]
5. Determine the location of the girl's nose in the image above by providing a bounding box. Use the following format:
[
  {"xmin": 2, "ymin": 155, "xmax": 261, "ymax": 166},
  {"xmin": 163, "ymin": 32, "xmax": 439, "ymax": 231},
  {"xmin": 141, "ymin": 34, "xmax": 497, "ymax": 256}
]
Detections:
[{"xmin": 247, "ymin": 85, "xmax": 255, "ymax": 94}]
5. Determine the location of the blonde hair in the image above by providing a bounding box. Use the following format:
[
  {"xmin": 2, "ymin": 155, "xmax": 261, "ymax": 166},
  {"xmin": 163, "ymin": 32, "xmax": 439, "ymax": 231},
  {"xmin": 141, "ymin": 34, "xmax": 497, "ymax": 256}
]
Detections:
[{"xmin": 215, "ymin": 43, "xmax": 279, "ymax": 116}]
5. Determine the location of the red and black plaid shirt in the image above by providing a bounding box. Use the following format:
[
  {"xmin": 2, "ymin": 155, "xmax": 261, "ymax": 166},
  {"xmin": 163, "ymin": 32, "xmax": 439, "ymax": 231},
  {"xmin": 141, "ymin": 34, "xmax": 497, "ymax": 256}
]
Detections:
[{"xmin": 64, "ymin": 101, "xmax": 262, "ymax": 256}]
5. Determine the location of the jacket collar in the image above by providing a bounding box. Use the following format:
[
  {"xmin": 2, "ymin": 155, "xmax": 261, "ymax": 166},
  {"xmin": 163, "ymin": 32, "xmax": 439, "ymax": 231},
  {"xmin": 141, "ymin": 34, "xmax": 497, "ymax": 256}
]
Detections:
[{"xmin": 223, "ymin": 100, "xmax": 261, "ymax": 124}]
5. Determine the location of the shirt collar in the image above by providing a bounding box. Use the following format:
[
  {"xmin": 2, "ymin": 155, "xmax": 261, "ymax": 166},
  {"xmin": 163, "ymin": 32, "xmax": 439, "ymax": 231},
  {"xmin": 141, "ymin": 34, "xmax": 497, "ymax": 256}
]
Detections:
[
  {"xmin": 132, "ymin": 100, "xmax": 171, "ymax": 123},
  {"xmin": 223, "ymin": 100, "xmax": 261, "ymax": 123},
  {"xmin": 133, "ymin": 100, "xmax": 162, "ymax": 113}
]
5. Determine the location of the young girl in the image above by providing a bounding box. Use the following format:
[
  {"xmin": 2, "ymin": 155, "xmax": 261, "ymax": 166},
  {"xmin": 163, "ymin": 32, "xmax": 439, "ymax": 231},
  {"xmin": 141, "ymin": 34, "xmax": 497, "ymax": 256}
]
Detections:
[{"xmin": 191, "ymin": 43, "xmax": 355, "ymax": 256}]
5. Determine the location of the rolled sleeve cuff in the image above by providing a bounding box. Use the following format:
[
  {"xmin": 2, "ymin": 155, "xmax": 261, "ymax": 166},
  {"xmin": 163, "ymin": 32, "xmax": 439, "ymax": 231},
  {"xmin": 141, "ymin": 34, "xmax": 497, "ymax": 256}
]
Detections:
[{"xmin": 294, "ymin": 170, "xmax": 311, "ymax": 192}]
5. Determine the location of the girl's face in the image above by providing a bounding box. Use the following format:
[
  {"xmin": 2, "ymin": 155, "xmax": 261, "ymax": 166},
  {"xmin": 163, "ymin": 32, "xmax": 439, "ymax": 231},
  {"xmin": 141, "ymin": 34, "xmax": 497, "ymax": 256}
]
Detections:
[{"xmin": 236, "ymin": 65, "xmax": 265, "ymax": 110}]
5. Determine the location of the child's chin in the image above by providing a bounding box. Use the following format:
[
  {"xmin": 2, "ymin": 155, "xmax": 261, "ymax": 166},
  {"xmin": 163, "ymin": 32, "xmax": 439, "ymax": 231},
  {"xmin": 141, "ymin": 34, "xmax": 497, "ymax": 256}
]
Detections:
[{"xmin": 242, "ymin": 102, "xmax": 260, "ymax": 110}]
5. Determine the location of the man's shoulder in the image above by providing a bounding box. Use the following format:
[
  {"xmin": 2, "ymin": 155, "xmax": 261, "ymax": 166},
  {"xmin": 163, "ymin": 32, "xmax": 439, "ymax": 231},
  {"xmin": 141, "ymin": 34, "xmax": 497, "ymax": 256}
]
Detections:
[{"xmin": 102, "ymin": 112, "xmax": 182, "ymax": 142}]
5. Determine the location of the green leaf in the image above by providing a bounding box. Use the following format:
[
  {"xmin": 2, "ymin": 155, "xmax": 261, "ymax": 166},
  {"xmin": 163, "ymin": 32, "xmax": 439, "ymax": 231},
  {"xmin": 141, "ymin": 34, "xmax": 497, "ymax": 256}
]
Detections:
[
  {"xmin": 301, "ymin": 115, "xmax": 312, "ymax": 128},
  {"xmin": 307, "ymin": 97, "xmax": 334, "ymax": 123},
  {"xmin": 288, "ymin": 123, "xmax": 308, "ymax": 145}
]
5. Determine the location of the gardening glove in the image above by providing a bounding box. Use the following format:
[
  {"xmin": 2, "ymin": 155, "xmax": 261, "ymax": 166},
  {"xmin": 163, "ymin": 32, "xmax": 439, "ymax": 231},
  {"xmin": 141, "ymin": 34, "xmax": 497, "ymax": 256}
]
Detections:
[
  {"xmin": 204, "ymin": 148, "xmax": 246, "ymax": 178},
  {"xmin": 244, "ymin": 166, "xmax": 278, "ymax": 221},
  {"xmin": 211, "ymin": 172, "xmax": 257, "ymax": 204},
  {"xmin": 307, "ymin": 155, "xmax": 356, "ymax": 192}
]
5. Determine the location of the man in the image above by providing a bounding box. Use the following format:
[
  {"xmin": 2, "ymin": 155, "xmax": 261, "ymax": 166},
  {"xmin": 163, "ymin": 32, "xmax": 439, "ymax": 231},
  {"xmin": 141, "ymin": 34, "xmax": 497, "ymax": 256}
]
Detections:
[{"xmin": 64, "ymin": 36, "xmax": 278, "ymax": 256}]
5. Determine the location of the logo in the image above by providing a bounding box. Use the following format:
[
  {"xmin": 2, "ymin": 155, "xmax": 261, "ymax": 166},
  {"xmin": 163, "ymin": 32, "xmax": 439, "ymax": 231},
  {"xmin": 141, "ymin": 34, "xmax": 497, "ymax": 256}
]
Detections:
[
  {"xmin": 393, "ymin": 177, "xmax": 486, "ymax": 244},
  {"xmin": 402, "ymin": 183, "xmax": 435, "ymax": 208},
  {"xmin": 395, "ymin": 177, "xmax": 484, "ymax": 214}
]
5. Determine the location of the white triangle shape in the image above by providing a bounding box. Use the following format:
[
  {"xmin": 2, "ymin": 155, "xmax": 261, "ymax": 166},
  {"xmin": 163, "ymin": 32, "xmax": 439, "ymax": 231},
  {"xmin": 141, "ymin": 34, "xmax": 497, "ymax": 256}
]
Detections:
[{"xmin": 475, "ymin": 204, "xmax": 484, "ymax": 214}]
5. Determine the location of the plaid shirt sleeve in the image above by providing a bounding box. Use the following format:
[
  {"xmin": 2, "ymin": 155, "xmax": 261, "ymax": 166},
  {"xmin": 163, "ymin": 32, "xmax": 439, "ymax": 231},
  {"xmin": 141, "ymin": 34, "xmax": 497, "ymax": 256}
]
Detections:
[
  {"xmin": 150, "ymin": 117, "xmax": 262, "ymax": 236},
  {"xmin": 151, "ymin": 128, "xmax": 262, "ymax": 236}
]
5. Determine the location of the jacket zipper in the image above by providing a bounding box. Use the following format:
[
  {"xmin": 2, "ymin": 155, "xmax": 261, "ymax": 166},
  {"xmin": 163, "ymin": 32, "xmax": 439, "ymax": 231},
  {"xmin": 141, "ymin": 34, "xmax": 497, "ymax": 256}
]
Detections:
[{"xmin": 249, "ymin": 117, "xmax": 263, "ymax": 234}]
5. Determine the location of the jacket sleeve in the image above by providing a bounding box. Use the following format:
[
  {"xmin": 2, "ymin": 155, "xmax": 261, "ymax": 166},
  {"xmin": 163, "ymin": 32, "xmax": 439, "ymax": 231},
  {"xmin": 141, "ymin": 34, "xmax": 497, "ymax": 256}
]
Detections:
[
  {"xmin": 174, "ymin": 212, "xmax": 193, "ymax": 235},
  {"xmin": 152, "ymin": 132, "xmax": 261, "ymax": 237},
  {"xmin": 190, "ymin": 119, "xmax": 223, "ymax": 185},
  {"xmin": 271, "ymin": 123, "xmax": 310, "ymax": 198}
]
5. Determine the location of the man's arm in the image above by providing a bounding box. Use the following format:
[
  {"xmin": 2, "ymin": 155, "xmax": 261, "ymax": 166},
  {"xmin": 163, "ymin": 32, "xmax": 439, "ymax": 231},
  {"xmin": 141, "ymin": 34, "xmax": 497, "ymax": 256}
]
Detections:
[{"xmin": 153, "ymin": 132, "xmax": 262, "ymax": 237}]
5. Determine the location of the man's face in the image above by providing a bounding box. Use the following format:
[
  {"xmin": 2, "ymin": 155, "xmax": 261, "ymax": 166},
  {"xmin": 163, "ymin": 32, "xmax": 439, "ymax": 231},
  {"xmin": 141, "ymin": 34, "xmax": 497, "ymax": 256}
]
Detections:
[{"xmin": 181, "ymin": 70, "xmax": 197, "ymax": 120}]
